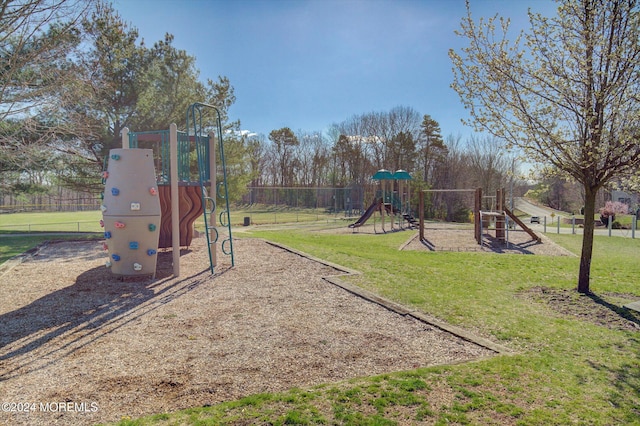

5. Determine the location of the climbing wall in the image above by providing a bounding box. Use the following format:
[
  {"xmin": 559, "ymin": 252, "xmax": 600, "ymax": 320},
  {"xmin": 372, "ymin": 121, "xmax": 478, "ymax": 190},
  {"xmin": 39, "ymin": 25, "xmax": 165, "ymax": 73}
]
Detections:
[{"xmin": 101, "ymin": 148, "xmax": 161, "ymax": 276}]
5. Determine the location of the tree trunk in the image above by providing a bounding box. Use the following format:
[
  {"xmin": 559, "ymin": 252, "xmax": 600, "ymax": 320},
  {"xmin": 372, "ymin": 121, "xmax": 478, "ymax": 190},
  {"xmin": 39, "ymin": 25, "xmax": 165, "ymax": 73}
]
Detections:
[{"xmin": 578, "ymin": 186, "xmax": 597, "ymax": 293}]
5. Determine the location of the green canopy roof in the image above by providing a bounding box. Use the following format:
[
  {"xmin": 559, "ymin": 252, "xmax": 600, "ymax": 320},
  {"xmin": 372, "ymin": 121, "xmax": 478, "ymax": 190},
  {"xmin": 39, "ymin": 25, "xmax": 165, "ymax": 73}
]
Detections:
[
  {"xmin": 372, "ymin": 169, "xmax": 393, "ymax": 180},
  {"xmin": 372, "ymin": 169, "xmax": 412, "ymax": 180},
  {"xmin": 393, "ymin": 170, "xmax": 412, "ymax": 180}
]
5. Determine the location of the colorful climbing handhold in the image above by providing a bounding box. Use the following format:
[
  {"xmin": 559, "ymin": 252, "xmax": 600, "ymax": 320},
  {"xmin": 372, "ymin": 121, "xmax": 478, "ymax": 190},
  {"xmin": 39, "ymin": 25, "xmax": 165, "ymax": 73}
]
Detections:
[
  {"xmin": 111, "ymin": 254, "xmax": 120, "ymax": 261},
  {"xmin": 100, "ymin": 192, "xmax": 104, "ymax": 200},
  {"xmin": 111, "ymin": 154, "xmax": 120, "ymax": 160},
  {"xmin": 102, "ymin": 171, "xmax": 109, "ymax": 179},
  {"xmin": 99, "ymin": 219, "xmax": 104, "ymax": 228},
  {"xmin": 102, "ymin": 242, "xmax": 108, "ymax": 251},
  {"xmin": 111, "ymin": 187, "xmax": 120, "ymax": 196},
  {"xmin": 129, "ymin": 241, "xmax": 139, "ymax": 250},
  {"xmin": 149, "ymin": 187, "xmax": 158, "ymax": 196},
  {"xmin": 114, "ymin": 221, "xmax": 125, "ymax": 229},
  {"xmin": 105, "ymin": 260, "xmax": 112, "ymax": 268},
  {"xmin": 101, "ymin": 204, "xmax": 107, "ymax": 212},
  {"xmin": 104, "ymin": 231, "xmax": 111, "ymax": 239},
  {"xmin": 133, "ymin": 263, "xmax": 143, "ymax": 271},
  {"xmin": 147, "ymin": 249, "xmax": 157, "ymax": 256},
  {"xmin": 148, "ymin": 224, "xmax": 156, "ymax": 232}
]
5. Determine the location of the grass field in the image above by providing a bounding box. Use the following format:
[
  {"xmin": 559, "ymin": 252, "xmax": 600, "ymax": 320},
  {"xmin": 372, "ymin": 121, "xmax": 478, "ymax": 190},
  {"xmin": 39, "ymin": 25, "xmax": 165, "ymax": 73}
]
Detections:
[
  {"xmin": 0, "ymin": 208, "xmax": 349, "ymax": 265},
  {"xmin": 0, "ymin": 211, "xmax": 105, "ymax": 265},
  {"xmin": 112, "ymin": 228, "xmax": 639, "ymax": 425},
  {"xmin": 1, "ymin": 211, "xmax": 639, "ymax": 425},
  {"xmin": 0, "ymin": 206, "xmax": 348, "ymax": 232}
]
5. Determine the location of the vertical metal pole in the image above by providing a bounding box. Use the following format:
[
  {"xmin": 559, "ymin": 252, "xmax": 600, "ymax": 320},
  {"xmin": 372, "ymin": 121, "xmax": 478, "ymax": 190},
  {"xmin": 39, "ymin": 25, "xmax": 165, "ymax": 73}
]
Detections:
[
  {"xmin": 557, "ymin": 217, "xmax": 560, "ymax": 234},
  {"xmin": 209, "ymin": 131, "xmax": 217, "ymax": 267},
  {"xmin": 544, "ymin": 216, "xmax": 547, "ymax": 233},
  {"xmin": 608, "ymin": 216, "xmax": 612, "ymax": 237},
  {"xmin": 632, "ymin": 214, "xmax": 636, "ymax": 239},
  {"xmin": 381, "ymin": 181, "xmax": 386, "ymax": 232},
  {"xmin": 572, "ymin": 216, "xmax": 575, "ymax": 234},
  {"xmin": 170, "ymin": 123, "xmax": 180, "ymax": 277}
]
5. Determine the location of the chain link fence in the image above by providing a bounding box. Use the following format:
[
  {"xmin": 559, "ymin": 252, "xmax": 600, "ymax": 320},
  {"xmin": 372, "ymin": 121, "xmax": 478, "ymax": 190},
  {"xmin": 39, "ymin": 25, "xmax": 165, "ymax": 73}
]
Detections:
[{"xmin": 233, "ymin": 186, "xmax": 368, "ymax": 225}]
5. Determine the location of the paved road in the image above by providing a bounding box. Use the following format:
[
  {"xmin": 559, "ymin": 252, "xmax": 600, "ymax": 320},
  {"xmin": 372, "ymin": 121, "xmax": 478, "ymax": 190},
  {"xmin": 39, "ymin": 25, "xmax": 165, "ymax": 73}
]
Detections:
[
  {"xmin": 514, "ymin": 197, "xmax": 568, "ymax": 219},
  {"xmin": 513, "ymin": 197, "xmax": 637, "ymax": 239}
]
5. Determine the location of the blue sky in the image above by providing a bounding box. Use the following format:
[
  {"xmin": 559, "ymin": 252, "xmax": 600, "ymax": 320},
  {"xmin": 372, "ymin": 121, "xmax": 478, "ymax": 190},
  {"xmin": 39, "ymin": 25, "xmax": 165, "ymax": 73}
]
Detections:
[{"xmin": 114, "ymin": 0, "xmax": 557, "ymax": 139}]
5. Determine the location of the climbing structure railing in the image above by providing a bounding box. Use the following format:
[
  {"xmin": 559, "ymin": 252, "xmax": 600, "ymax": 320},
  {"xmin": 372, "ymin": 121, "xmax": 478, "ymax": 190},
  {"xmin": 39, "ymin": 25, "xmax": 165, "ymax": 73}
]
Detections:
[{"xmin": 186, "ymin": 102, "xmax": 235, "ymax": 273}]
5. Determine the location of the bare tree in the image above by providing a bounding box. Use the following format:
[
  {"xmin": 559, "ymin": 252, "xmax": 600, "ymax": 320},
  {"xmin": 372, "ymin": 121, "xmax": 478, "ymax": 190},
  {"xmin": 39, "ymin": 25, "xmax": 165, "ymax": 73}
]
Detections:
[
  {"xmin": 330, "ymin": 118, "xmax": 375, "ymax": 185},
  {"xmin": 466, "ymin": 135, "xmax": 512, "ymax": 196},
  {"xmin": 332, "ymin": 106, "xmax": 421, "ymax": 182},
  {"xmin": 450, "ymin": 0, "xmax": 640, "ymax": 293},
  {"xmin": 294, "ymin": 130, "xmax": 330, "ymax": 186}
]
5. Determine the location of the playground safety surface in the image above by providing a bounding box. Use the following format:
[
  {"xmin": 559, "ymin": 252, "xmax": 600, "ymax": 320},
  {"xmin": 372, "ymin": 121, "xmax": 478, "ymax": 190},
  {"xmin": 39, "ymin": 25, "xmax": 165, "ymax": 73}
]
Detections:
[{"xmin": 1, "ymin": 236, "xmax": 498, "ymax": 426}]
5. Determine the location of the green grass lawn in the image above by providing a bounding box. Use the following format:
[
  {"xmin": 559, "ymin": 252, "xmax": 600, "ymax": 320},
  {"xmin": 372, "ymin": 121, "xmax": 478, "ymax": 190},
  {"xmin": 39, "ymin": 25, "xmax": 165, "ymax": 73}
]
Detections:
[
  {"xmin": 0, "ymin": 206, "xmax": 347, "ymax": 232},
  {"xmin": 0, "ymin": 208, "xmax": 347, "ymax": 265},
  {"xmin": 2, "ymin": 211, "xmax": 639, "ymax": 425},
  {"xmin": 105, "ymin": 228, "xmax": 640, "ymax": 426},
  {"xmin": 198, "ymin": 204, "xmax": 351, "ymax": 228},
  {"xmin": 0, "ymin": 210, "xmax": 104, "ymax": 232},
  {"xmin": 0, "ymin": 211, "xmax": 104, "ymax": 264}
]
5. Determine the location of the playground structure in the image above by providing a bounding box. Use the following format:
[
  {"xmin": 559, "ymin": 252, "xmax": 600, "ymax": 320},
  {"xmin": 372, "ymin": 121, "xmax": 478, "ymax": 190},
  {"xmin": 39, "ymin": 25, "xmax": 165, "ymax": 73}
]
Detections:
[
  {"xmin": 349, "ymin": 169, "xmax": 418, "ymax": 232},
  {"xmin": 101, "ymin": 103, "xmax": 234, "ymax": 277},
  {"xmin": 418, "ymin": 188, "xmax": 540, "ymax": 247}
]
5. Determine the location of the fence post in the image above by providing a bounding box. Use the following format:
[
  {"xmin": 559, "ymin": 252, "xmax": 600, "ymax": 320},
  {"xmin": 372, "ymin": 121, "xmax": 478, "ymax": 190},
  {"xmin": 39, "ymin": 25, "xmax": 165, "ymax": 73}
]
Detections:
[
  {"xmin": 557, "ymin": 217, "xmax": 560, "ymax": 234},
  {"xmin": 544, "ymin": 216, "xmax": 547, "ymax": 233},
  {"xmin": 632, "ymin": 214, "xmax": 636, "ymax": 239},
  {"xmin": 572, "ymin": 216, "xmax": 575, "ymax": 234},
  {"xmin": 608, "ymin": 216, "xmax": 612, "ymax": 237}
]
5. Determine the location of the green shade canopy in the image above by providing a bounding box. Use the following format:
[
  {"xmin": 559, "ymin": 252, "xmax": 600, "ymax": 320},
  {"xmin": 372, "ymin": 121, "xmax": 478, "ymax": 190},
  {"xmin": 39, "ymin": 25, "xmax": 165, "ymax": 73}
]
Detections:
[
  {"xmin": 372, "ymin": 169, "xmax": 394, "ymax": 180},
  {"xmin": 393, "ymin": 170, "xmax": 412, "ymax": 180}
]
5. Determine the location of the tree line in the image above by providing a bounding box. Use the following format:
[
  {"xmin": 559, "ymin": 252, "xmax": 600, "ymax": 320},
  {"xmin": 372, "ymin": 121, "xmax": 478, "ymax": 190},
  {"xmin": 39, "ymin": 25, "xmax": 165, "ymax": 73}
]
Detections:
[
  {"xmin": 0, "ymin": 0, "xmax": 524, "ymax": 217},
  {"xmin": 244, "ymin": 109, "xmax": 526, "ymax": 220}
]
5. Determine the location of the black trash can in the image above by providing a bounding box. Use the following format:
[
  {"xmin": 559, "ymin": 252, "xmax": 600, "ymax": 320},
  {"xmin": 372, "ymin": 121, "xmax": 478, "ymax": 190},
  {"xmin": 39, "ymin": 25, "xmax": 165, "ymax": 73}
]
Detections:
[{"xmin": 243, "ymin": 216, "xmax": 251, "ymax": 226}]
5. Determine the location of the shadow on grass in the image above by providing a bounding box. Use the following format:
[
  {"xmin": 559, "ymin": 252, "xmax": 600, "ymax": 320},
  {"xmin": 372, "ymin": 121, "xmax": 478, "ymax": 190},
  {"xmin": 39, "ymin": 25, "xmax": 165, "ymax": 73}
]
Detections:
[{"xmin": 587, "ymin": 293, "xmax": 640, "ymax": 328}]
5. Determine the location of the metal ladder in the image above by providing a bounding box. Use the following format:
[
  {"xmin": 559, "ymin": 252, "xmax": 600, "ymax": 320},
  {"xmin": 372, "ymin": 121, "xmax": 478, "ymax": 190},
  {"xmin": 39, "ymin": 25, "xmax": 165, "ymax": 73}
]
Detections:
[{"xmin": 186, "ymin": 102, "xmax": 235, "ymax": 273}]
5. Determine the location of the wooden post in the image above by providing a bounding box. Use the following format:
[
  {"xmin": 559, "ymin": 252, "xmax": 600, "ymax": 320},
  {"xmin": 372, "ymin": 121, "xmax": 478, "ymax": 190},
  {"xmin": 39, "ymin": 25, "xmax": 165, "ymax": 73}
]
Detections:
[
  {"xmin": 170, "ymin": 123, "xmax": 180, "ymax": 277},
  {"xmin": 121, "ymin": 127, "xmax": 129, "ymax": 149},
  {"xmin": 419, "ymin": 191, "xmax": 424, "ymax": 241},
  {"xmin": 475, "ymin": 188, "xmax": 482, "ymax": 244}
]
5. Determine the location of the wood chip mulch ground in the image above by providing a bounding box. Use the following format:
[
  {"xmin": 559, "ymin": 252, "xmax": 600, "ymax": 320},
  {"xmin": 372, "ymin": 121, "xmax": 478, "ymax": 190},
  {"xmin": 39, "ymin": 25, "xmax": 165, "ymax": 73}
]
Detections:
[{"xmin": 1, "ymin": 234, "xmax": 498, "ymax": 426}]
